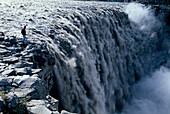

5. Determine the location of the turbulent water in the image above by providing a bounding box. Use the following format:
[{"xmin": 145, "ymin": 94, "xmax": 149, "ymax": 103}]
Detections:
[
  {"xmin": 0, "ymin": 1, "xmax": 169, "ymax": 114},
  {"xmin": 121, "ymin": 67, "xmax": 170, "ymax": 114}
]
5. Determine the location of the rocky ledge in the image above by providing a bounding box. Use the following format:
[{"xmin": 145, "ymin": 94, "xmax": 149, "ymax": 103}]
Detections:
[{"xmin": 0, "ymin": 32, "xmax": 74, "ymax": 114}]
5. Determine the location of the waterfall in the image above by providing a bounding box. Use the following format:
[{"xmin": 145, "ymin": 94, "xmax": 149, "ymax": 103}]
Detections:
[
  {"xmin": 0, "ymin": 0, "xmax": 168, "ymax": 113},
  {"xmin": 46, "ymin": 2, "xmax": 166, "ymax": 114}
]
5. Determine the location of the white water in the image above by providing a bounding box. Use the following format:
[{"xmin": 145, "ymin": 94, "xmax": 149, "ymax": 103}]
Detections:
[
  {"xmin": 125, "ymin": 3, "xmax": 159, "ymax": 32},
  {"xmin": 122, "ymin": 3, "xmax": 170, "ymax": 114},
  {"xmin": 0, "ymin": 0, "xmax": 168, "ymax": 113},
  {"xmin": 122, "ymin": 67, "xmax": 170, "ymax": 114}
]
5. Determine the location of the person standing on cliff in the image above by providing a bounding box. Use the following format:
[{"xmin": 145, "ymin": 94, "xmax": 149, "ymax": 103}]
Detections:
[{"xmin": 21, "ymin": 26, "xmax": 26, "ymax": 43}]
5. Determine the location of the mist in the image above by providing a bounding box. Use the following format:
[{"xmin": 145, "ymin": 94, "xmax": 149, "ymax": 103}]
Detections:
[
  {"xmin": 125, "ymin": 3, "xmax": 160, "ymax": 32},
  {"xmin": 121, "ymin": 67, "xmax": 170, "ymax": 114}
]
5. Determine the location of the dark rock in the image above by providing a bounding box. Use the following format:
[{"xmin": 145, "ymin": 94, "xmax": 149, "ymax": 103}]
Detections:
[
  {"xmin": 0, "ymin": 32, "xmax": 5, "ymax": 41},
  {"xmin": 0, "ymin": 36, "xmax": 4, "ymax": 41},
  {"xmin": 1, "ymin": 69, "xmax": 16, "ymax": 76},
  {"xmin": 25, "ymin": 44, "xmax": 33, "ymax": 50},
  {"xmin": 33, "ymin": 54, "xmax": 46, "ymax": 68},
  {"xmin": 1, "ymin": 42, "xmax": 11, "ymax": 47},
  {"xmin": 46, "ymin": 95, "xmax": 58, "ymax": 111},
  {"xmin": 0, "ymin": 96, "xmax": 3, "ymax": 111},
  {"xmin": 9, "ymin": 37, "xmax": 17, "ymax": 46},
  {"xmin": 13, "ymin": 53, "xmax": 22, "ymax": 57},
  {"xmin": 2, "ymin": 57, "xmax": 19, "ymax": 64},
  {"xmin": 0, "ymin": 32, "xmax": 5, "ymax": 36},
  {"xmin": 6, "ymin": 92, "xmax": 18, "ymax": 108},
  {"xmin": 0, "ymin": 49, "xmax": 9, "ymax": 55},
  {"xmin": 0, "ymin": 77, "xmax": 11, "ymax": 86}
]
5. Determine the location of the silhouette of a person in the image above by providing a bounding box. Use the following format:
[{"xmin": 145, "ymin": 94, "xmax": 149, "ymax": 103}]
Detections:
[{"xmin": 21, "ymin": 26, "xmax": 26, "ymax": 43}]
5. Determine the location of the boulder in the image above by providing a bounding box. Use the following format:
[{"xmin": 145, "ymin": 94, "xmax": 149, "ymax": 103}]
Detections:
[
  {"xmin": 0, "ymin": 49, "xmax": 9, "ymax": 55},
  {"xmin": 61, "ymin": 110, "xmax": 76, "ymax": 114},
  {"xmin": 2, "ymin": 57, "xmax": 19, "ymax": 64},
  {"xmin": 1, "ymin": 42, "xmax": 10, "ymax": 47},
  {"xmin": 0, "ymin": 76, "xmax": 11, "ymax": 86},
  {"xmin": 9, "ymin": 36, "xmax": 17, "ymax": 45},
  {"xmin": 32, "ymin": 69, "xmax": 41, "ymax": 74},
  {"xmin": 46, "ymin": 95, "xmax": 58, "ymax": 111},
  {"xmin": 12, "ymin": 75, "xmax": 40, "ymax": 88},
  {"xmin": 15, "ymin": 67, "xmax": 32, "ymax": 76},
  {"xmin": 27, "ymin": 100, "xmax": 52, "ymax": 114},
  {"xmin": 1, "ymin": 69, "xmax": 16, "ymax": 76},
  {"xmin": 6, "ymin": 92, "xmax": 19, "ymax": 108},
  {"xmin": 14, "ymin": 88, "xmax": 37, "ymax": 98}
]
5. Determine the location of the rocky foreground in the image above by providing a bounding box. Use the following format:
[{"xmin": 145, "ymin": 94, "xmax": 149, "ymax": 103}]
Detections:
[{"xmin": 0, "ymin": 32, "xmax": 74, "ymax": 114}]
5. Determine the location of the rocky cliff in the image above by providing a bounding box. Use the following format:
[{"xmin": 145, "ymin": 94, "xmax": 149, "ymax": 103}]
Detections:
[{"xmin": 0, "ymin": 1, "xmax": 169, "ymax": 114}]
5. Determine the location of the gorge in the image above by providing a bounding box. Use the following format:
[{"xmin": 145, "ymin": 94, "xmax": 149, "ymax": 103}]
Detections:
[{"xmin": 0, "ymin": 0, "xmax": 169, "ymax": 114}]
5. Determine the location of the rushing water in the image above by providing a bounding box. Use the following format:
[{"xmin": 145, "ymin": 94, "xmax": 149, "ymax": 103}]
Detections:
[
  {"xmin": 121, "ymin": 3, "xmax": 170, "ymax": 114},
  {"xmin": 121, "ymin": 67, "xmax": 170, "ymax": 114},
  {"xmin": 0, "ymin": 1, "xmax": 168, "ymax": 113}
]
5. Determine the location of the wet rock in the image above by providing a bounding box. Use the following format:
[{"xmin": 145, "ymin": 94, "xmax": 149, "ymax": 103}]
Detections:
[
  {"xmin": 61, "ymin": 110, "xmax": 76, "ymax": 114},
  {"xmin": 0, "ymin": 66, "xmax": 5, "ymax": 71},
  {"xmin": 14, "ymin": 88, "xmax": 37, "ymax": 98},
  {"xmin": 15, "ymin": 47, "xmax": 24, "ymax": 52},
  {"xmin": 32, "ymin": 69, "xmax": 41, "ymax": 74},
  {"xmin": 6, "ymin": 47, "xmax": 16, "ymax": 51},
  {"xmin": 52, "ymin": 111, "xmax": 60, "ymax": 114},
  {"xmin": 2, "ymin": 42, "xmax": 10, "ymax": 47},
  {"xmin": 15, "ymin": 68, "xmax": 28, "ymax": 76},
  {"xmin": 0, "ymin": 96, "xmax": 3, "ymax": 111},
  {"xmin": 24, "ymin": 62, "xmax": 34, "ymax": 68},
  {"xmin": 20, "ymin": 77, "xmax": 40, "ymax": 88},
  {"xmin": 0, "ymin": 32, "xmax": 5, "ymax": 41},
  {"xmin": 27, "ymin": 100, "xmax": 52, "ymax": 114},
  {"xmin": 13, "ymin": 53, "xmax": 22, "ymax": 57},
  {"xmin": 0, "ymin": 45, "xmax": 6, "ymax": 48},
  {"xmin": 1, "ymin": 69, "xmax": 16, "ymax": 76},
  {"xmin": 0, "ymin": 32, "xmax": 5, "ymax": 36},
  {"xmin": 2, "ymin": 57, "xmax": 19, "ymax": 64},
  {"xmin": 46, "ymin": 95, "xmax": 58, "ymax": 111},
  {"xmin": 14, "ymin": 62, "xmax": 33, "ymax": 68},
  {"xmin": 24, "ymin": 53, "xmax": 34, "ymax": 58},
  {"xmin": 0, "ymin": 49, "xmax": 9, "ymax": 55},
  {"xmin": 25, "ymin": 44, "xmax": 33, "ymax": 50},
  {"xmin": 12, "ymin": 75, "xmax": 30, "ymax": 87},
  {"xmin": 0, "ymin": 36, "xmax": 4, "ymax": 41},
  {"xmin": 15, "ymin": 67, "xmax": 32, "ymax": 75},
  {"xmin": 0, "ymin": 76, "xmax": 11, "ymax": 86},
  {"xmin": 9, "ymin": 36, "xmax": 17, "ymax": 46},
  {"xmin": 33, "ymin": 54, "xmax": 46, "ymax": 68},
  {"xmin": 6, "ymin": 92, "xmax": 18, "ymax": 108}
]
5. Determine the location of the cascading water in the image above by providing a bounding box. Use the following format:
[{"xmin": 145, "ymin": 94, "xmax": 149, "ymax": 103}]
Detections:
[
  {"xmin": 0, "ymin": 0, "xmax": 169, "ymax": 113},
  {"xmin": 121, "ymin": 3, "xmax": 170, "ymax": 114},
  {"xmin": 47, "ymin": 2, "xmax": 169, "ymax": 114}
]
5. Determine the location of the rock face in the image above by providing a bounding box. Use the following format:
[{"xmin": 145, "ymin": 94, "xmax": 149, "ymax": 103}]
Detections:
[
  {"xmin": 0, "ymin": 0, "xmax": 169, "ymax": 114},
  {"xmin": 0, "ymin": 31, "xmax": 73, "ymax": 113}
]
